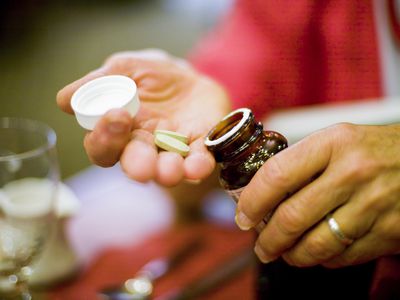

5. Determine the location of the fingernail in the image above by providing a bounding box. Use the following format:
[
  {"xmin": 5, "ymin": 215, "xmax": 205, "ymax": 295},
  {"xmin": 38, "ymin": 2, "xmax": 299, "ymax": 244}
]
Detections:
[
  {"xmin": 107, "ymin": 122, "xmax": 129, "ymax": 134},
  {"xmin": 235, "ymin": 211, "xmax": 254, "ymax": 231},
  {"xmin": 254, "ymin": 244, "xmax": 273, "ymax": 264},
  {"xmin": 184, "ymin": 179, "xmax": 202, "ymax": 185}
]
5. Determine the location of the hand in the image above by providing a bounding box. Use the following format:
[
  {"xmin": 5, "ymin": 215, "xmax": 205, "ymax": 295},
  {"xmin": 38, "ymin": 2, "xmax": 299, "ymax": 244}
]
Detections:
[
  {"xmin": 57, "ymin": 49, "xmax": 231, "ymax": 186},
  {"xmin": 237, "ymin": 123, "xmax": 400, "ymax": 268}
]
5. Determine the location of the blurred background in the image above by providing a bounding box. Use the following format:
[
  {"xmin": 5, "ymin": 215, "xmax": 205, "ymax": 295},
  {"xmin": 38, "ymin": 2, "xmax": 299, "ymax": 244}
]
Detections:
[{"xmin": 0, "ymin": 0, "xmax": 234, "ymax": 179}]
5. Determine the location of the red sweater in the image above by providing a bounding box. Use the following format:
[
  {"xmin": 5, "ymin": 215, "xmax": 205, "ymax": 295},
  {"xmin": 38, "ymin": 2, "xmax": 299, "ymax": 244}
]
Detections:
[
  {"xmin": 190, "ymin": 1, "xmax": 399, "ymax": 298},
  {"xmin": 189, "ymin": 0, "xmax": 382, "ymax": 119}
]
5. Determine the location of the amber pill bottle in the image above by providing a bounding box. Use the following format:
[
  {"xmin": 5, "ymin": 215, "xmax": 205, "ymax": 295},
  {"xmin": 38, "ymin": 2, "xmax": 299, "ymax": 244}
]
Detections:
[
  {"xmin": 204, "ymin": 107, "xmax": 287, "ymax": 231},
  {"xmin": 204, "ymin": 107, "xmax": 288, "ymax": 298}
]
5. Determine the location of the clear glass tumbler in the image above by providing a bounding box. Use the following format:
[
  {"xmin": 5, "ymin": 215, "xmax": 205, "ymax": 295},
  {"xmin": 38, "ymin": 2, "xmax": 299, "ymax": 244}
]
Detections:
[{"xmin": 0, "ymin": 118, "xmax": 59, "ymax": 299}]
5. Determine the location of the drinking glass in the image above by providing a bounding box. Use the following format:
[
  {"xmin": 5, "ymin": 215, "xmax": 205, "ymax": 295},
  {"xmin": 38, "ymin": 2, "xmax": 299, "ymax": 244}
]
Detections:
[{"xmin": 0, "ymin": 118, "xmax": 59, "ymax": 299}]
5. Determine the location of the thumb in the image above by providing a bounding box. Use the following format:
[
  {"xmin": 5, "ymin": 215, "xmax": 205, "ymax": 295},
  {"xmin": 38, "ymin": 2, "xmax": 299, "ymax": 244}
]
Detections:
[{"xmin": 56, "ymin": 66, "xmax": 111, "ymax": 114}]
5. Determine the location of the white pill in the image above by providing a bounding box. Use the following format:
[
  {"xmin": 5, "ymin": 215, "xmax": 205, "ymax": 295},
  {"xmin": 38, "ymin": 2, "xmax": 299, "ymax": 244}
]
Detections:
[
  {"xmin": 153, "ymin": 129, "xmax": 189, "ymax": 144},
  {"xmin": 154, "ymin": 133, "xmax": 190, "ymax": 157}
]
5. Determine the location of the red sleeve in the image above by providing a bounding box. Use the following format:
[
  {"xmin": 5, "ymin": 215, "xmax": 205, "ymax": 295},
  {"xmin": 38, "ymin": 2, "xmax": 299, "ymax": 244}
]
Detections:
[{"xmin": 188, "ymin": 0, "xmax": 382, "ymax": 119}]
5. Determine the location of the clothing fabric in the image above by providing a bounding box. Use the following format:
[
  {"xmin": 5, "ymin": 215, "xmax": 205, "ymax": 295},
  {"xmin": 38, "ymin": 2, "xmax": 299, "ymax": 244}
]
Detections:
[
  {"xmin": 189, "ymin": 1, "xmax": 399, "ymax": 299},
  {"xmin": 189, "ymin": 0, "xmax": 382, "ymax": 119}
]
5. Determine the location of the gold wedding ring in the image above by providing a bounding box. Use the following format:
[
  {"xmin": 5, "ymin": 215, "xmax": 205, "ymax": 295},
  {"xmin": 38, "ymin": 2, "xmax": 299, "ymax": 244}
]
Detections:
[{"xmin": 326, "ymin": 214, "xmax": 354, "ymax": 246}]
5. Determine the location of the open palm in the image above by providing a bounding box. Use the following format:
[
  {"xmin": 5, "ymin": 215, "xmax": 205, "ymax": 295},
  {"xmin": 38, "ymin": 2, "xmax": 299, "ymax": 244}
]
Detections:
[{"xmin": 57, "ymin": 50, "xmax": 231, "ymax": 186}]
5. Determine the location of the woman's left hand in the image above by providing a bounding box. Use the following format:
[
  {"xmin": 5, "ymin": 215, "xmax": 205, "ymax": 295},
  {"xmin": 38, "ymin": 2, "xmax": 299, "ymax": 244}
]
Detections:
[{"xmin": 237, "ymin": 123, "xmax": 400, "ymax": 268}]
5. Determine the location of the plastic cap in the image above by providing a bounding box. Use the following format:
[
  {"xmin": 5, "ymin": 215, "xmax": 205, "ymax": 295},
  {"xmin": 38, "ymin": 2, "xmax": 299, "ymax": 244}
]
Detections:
[{"xmin": 71, "ymin": 75, "xmax": 140, "ymax": 130}]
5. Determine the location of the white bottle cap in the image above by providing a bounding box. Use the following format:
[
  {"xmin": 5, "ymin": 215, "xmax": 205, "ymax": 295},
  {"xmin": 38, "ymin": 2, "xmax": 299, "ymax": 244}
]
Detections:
[{"xmin": 71, "ymin": 75, "xmax": 140, "ymax": 130}]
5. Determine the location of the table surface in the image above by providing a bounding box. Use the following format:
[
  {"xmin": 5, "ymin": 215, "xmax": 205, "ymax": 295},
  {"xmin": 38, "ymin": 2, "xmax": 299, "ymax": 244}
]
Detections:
[
  {"xmin": 28, "ymin": 224, "xmax": 400, "ymax": 300},
  {"xmin": 46, "ymin": 222, "xmax": 256, "ymax": 300}
]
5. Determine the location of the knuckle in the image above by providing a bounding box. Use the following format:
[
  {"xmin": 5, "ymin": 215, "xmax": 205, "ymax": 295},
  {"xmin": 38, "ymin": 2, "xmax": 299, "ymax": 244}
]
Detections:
[
  {"xmin": 105, "ymin": 51, "xmax": 129, "ymax": 64},
  {"xmin": 141, "ymin": 48, "xmax": 170, "ymax": 59},
  {"xmin": 328, "ymin": 123, "xmax": 384, "ymax": 183},
  {"xmin": 239, "ymin": 188, "xmax": 264, "ymax": 220},
  {"xmin": 274, "ymin": 202, "xmax": 304, "ymax": 236},
  {"xmin": 104, "ymin": 52, "xmax": 137, "ymax": 71},
  {"xmin": 327, "ymin": 253, "xmax": 358, "ymax": 268},
  {"xmin": 83, "ymin": 135, "xmax": 118, "ymax": 167},
  {"xmin": 105, "ymin": 49, "xmax": 171, "ymax": 67},
  {"xmin": 260, "ymin": 156, "xmax": 290, "ymax": 188},
  {"xmin": 374, "ymin": 215, "xmax": 400, "ymax": 239},
  {"xmin": 360, "ymin": 192, "xmax": 389, "ymax": 215},
  {"xmin": 340, "ymin": 156, "xmax": 364, "ymax": 181},
  {"xmin": 340, "ymin": 151, "xmax": 381, "ymax": 183},
  {"xmin": 282, "ymin": 252, "xmax": 312, "ymax": 267},
  {"xmin": 329, "ymin": 122, "xmax": 357, "ymax": 142},
  {"xmin": 255, "ymin": 237, "xmax": 280, "ymax": 262},
  {"xmin": 56, "ymin": 89, "xmax": 64, "ymax": 103},
  {"xmin": 281, "ymin": 253, "xmax": 297, "ymax": 266},
  {"xmin": 303, "ymin": 234, "xmax": 333, "ymax": 260}
]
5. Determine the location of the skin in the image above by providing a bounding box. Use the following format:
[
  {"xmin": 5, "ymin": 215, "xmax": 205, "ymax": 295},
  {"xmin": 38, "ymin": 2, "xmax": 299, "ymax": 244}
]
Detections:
[
  {"xmin": 237, "ymin": 122, "xmax": 400, "ymax": 268},
  {"xmin": 58, "ymin": 49, "xmax": 400, "ymax": 268},
  {"xmin": 57, "ymin": 49, "xmax": 231, "ymax": 187}
]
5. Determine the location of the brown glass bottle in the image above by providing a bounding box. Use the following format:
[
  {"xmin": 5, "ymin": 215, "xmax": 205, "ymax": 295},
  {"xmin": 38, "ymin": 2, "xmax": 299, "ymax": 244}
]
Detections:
[{"xmin": 205, "ymin": 108, "xmax": 287, "ymax": 230}]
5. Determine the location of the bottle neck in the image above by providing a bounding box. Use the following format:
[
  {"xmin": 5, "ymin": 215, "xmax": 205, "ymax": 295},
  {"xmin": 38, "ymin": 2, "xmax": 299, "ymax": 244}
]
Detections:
[{"xmin": 205, "ymin": 108, "xmax": 264, "ymax": 162}]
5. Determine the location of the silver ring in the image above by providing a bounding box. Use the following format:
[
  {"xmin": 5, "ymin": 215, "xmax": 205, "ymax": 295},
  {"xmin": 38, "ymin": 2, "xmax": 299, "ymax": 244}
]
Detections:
[{"xmin": 326, "ymin": 214, "xmax": 354, "ymax": 246}]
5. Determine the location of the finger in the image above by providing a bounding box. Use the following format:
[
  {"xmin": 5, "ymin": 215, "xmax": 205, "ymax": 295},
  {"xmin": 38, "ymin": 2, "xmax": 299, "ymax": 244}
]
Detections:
[
  {"xmin": 281, "ymin": 200, "xmax": 376, "ymax": 267},
  {"xmin": 321, "ymin": 234, "xmax": 395, "ymax": 268},
  {"xmin": 237, "ymin": 130, "xmax": 333, "ymax": 229},
  {"xmin": 184, "ymin": 138, "xmax": 215, "ymax": 180},
  {"xmin": 254, "ymin": 171, "xmax": 352, "ymax": 263},
  {"xmin": 120, "ymin": 129, "xmax": 158, "ymax": 183},
  {"xmin": 153, "ymin": 122, "xmax": 186, "ymax": 186},
  {"xmin": 155, "ymin": 152, "xmax": 185, "ymax": 186},
  {"xmin": 56, "ymin": 66, "xmax": 110, "ymax": 114},
  {"xmin": 83, "ymin": 109, "xmax": 133, "ymax": 167},
  {"xmin": 322, "ymin": 211, "xmax": 400, "ymax": 268}
]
